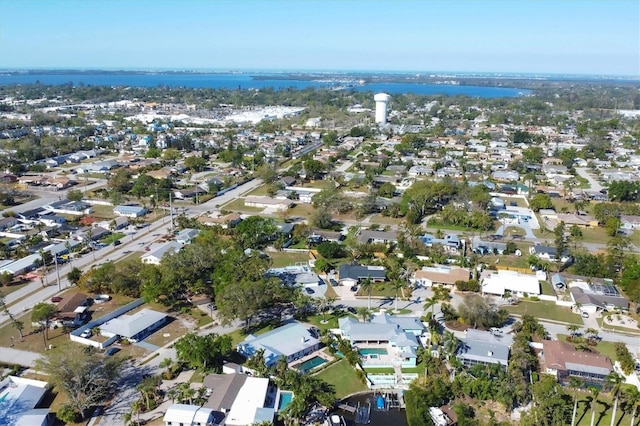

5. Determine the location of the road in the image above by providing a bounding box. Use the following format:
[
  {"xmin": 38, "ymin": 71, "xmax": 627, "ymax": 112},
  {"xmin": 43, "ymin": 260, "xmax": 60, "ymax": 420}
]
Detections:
[{"xmin": 575, "ymin": 167, "xmax": 603, "ymax": 192}]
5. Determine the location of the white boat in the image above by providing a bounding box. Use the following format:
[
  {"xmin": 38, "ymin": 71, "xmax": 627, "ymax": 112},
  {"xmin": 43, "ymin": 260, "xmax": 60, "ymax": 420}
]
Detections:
[{"xmin": 326, "ymin": 414, "xmax": 347, "ymax": 426}]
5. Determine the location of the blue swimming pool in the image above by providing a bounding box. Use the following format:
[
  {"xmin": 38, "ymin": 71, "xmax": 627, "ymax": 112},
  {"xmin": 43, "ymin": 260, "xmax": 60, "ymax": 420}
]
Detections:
[
  {"xmin": 278, "ymin": 391, "xmax": 294, "ymax": 412},
  {"xmin": 297, "ymin": 356, "xmax": 326, "ymax": 372},
  {"xmin": 360, "ymin": 348, "xmax": 388, "ymax": 355}
]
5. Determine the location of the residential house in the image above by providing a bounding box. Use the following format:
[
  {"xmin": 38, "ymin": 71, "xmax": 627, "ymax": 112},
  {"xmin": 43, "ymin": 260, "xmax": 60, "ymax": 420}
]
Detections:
[
  {"xmin": 620, "ymin": 215, "xmax": 640, "ymax": 230},
  {"xmin": 202, "ymin": 374, "xmax": 274, "ymax": 426},
  {"xmin": 43, "ymin": 199, "xmax": 92, "ymax": 216},
  {"xmin": 0, "ymin": 253, "xmax": 41, "ymax": 276},
  {"xmin": 176, "ymin": 228, "xmax": 200, "ymax": 245},
  {"xmin": 308, "ymin": 229, "xmax": 343, "ymax": 243},
  {"xmin": 0, "ymin": 216, "xmax": 19, "ymax": 231},
  {"xmin": 420, "ymin": 234, "xmax": 461, "ymax": 251},
  {"xmin": 568, "ymin": 280, "xmax": 629, "ymax": 313},
  {"xmin": 529, "ymin": 245, "xmax": 571, "ymax": 263},
  {"xmin": 113, "ymin": 205, "xmax": 147, "ymax": 218},
  {"xmin": 356, "ymin": 229, "xmax": 398, "ymax": 245},
  {"xmin": 244, "ymin": 196, "xmax": 292, "ymax": 212},
  {"xmin": 542, "ymin": 340, "xmax": 613, "ymax": 383},
  {"xmin": 237, "ymin": 321, "xmax": 320, "ymax": 367},
  {"xmin": 457, "ymin": 329, "xmax": 513, "ymax": 369},
  {"xmin": 556, "ymin": 213, "xmax": 599, "ymax": 228},
  {"xmin": 411, "ymin": 266, "xmax": 471, "ymax": 288},
  {"xmin": 481, "ymin": 270, "xmax": 541, "ymax": 297},
  {"xmin": 174, "ymin": 188, "xmax": 206, "ymax": 200},
  {"xmin": 141, "ymin": 241, "xmax": 183, "ymax": 265},
  {"xmin": 338, "ymin": 314, "xmax": 423, "ymax": 368},
  {"xmin": 492, "ymin": 170, "xmax": 520, "ymax": 182},
  {"xmin": 54, "ymin": 292, "xmax": 91, "ymax": 327},
  {"xmin": 0, "ymin": 376, "xmax": 50, "ymax": 426},
  {"xmin": 163, "ymin": 404, "xmax": 216, "ymax": 426},
  {"xmin": 338, "ymin": 264, "xmax": 386, "ymax": 286},
  {"xmin": 471, "ymin": 236, "xmax": 507, "ymax": 255},
  {"xmin": 100, "ymin": 308, "xmax": 168, "ymax": 343},
  {"xmin": 197, "ymin": 213, "xmax": 242, "ymax": 229}
]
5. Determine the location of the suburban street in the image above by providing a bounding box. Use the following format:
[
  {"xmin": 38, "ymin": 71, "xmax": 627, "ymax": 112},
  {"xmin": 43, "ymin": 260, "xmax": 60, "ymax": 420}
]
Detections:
[{"xmin": 575, "ymin": 167, "xmax": 604, "ymax": 193}]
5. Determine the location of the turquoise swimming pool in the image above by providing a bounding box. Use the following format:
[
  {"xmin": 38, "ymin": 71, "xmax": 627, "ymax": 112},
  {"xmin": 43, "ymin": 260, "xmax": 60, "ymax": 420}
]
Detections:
[
  {"xmin": 297, "ymin": 356, "xmax": 326, "ymax": 372},
  {"xmin": 278, "ymin": 391, "xmax": 294, "ymax": 412},
  {"xmin": 360, "ymin": 348, "xmax": 388, "ymax": 355}
]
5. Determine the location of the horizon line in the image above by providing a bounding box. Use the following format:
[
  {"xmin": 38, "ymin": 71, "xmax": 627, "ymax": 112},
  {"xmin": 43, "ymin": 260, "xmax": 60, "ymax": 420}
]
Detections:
[{"xmin": 0, "ymin": 67, "xmax": 638, "ymax": 80}]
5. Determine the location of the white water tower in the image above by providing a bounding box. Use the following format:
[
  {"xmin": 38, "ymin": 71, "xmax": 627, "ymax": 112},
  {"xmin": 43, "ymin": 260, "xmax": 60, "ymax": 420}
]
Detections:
[{"xmin": 374, "ymin": 93, "xmax": 391, "ymax": 124}]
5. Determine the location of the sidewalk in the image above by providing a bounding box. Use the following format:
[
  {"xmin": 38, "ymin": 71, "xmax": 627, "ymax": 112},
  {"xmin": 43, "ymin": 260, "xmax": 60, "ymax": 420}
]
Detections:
[{"xmin": 0, "ymin": 346, "xmax": 42, "ymax": 367}]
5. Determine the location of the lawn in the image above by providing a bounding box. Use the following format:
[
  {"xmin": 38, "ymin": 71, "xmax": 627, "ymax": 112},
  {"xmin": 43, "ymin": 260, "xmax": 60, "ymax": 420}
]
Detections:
[
  {"xmin": 226, "ymin": 323, "xmax": 278, "ymax": 346},
  {"xmin": 0, "ymin": 280, "xmax": 31, "ymax": 297},
  {"xmin": 540, "ymin": 280, "xmax": 556, "ymax": 296},
  {"xmin": 268, "ymin": 251, "xmax": 310, "ymax": 268},
  {"xmin": 356, "ymin": 283, "xmax": 412, "ymax": 300},
  {"xmin": 480, "ymin": 254, "xmax": 531, "ymax": 270},
  {"xmin": 219, "ymin": 198, "xmax": 264, "ymax": 212},
  {"xmin": 100, "ymin": 232, "xmax": 125, "ymax": 245},
  {"xmin": 90, "ymin": 204, "xmax": 117, "ymax": 220},
  {"xmin": 579, "ymin": 227, "xmax": 613, "ymax": 245},
  {"xmin": 368, "ymin": 215, "xmax": 404, "ymax": 226},
  {"xmin": 288, "ymin": 203, "xmax": 315, "ymax": 219},
  {"xmin": 113, "ymin": 250, "xmax": 144, "ymax": 266},
  {"xmin": 245, "ymin": 185, "xmax": 269, "ymax": 196},
  {"xmin": 313, "ymin": 359, "xmax": 368, "ymax": 399},
  {"xmin": 304, "ymin": 312, "xmax": 348, "ymax": 332},
  {"xmin": 505, "ymin": 300, "xmax": 582, "ymax": 324}
]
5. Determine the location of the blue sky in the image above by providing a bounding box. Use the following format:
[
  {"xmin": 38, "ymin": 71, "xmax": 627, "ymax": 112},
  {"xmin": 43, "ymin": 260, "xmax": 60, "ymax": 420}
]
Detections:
[{"xmin": 1, "ymin": 0, "xmax": 638, "ymax": 76}]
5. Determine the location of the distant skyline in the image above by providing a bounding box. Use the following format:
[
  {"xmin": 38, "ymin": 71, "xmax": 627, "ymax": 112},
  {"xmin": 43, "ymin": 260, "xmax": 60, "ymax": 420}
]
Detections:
[{"xmin": 1, "ymin": 0, "xmax": 638, "ymax": 76}]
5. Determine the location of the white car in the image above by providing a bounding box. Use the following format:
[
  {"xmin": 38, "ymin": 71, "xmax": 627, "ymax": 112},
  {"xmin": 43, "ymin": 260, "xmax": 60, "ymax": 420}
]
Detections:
[{"xmin": 80, "ymin": 329, "xmax": 92, "ymax": 338}]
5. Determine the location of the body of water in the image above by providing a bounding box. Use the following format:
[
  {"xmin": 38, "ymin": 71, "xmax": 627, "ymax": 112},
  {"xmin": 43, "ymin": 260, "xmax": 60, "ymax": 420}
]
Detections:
[{"xmin": 0, "ymin": 72, "xmax": 529, "ymax": 97}]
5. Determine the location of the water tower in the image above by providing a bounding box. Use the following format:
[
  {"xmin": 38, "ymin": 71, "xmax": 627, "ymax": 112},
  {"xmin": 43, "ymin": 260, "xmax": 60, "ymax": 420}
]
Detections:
[{"xmin": 374, "ymin": 93, "xmax": 391, "ymax": 124}]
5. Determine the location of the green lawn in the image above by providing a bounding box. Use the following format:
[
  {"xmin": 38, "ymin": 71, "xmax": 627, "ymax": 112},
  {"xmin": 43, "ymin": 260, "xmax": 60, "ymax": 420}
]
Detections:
[
  {"xmin": 578, "ymin": 227, "xmax": 612, "ymax": 245},
  {"xmin": 226, "ymin": 323, "xmax": 278, "ymax": 346},
  {"xmin": 313, "ymin": 359, "xmax": 368, "ymax": 399},
  {"xmin": 304, "ymin": 312, "xmax": 348, "ymax": 332},
  {"xmin": 100, "ymin": 232, "xmax": 125, "ymax": 245},
  {"xmin": 505, "ymin": 300, "xmax": 582, "ymax": 324},
  {"xmin": 268, "ymin": 251, "xmax": 310, "ymax": 268},
  {"xmin": 540, "ymin": 280, "xmax": 556, "ymax": 296},
  {"xmin": 368, "ymin": 215, "xmax": 404, "ymax": 225},
  {"xmin": 356, "ymin": 284, "xmax": 412, "ymax": 300},
  {"xmin": 574, "ymin": 391, "xmax": 638, "ymax": 426},
  {"xmin": 219, "ymin": 198, "xmax": 264, "ymax": 212},
  {"xmin": 245, "ymin": 185, "xmax": 269, "ymax": 196},
  {"xmin": 90, "ymin": 204, "xmax": 117, "ymax": 220}
]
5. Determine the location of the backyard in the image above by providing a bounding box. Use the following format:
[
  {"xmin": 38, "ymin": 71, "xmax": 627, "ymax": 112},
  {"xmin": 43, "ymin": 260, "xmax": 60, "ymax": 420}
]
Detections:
[
  {"xmin": 313, "ymin": 359, "xmax": 368, "ymax": 399},
  {"xmin": 268, "ymin": 250, "xmax": 311, "ymax": 268}
]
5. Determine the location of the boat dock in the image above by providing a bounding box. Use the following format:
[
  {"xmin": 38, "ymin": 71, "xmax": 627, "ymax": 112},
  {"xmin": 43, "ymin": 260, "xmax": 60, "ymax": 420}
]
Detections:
[
  {"xmin": 355, "ymin": 402, "xmax": 371, "ymax": 424},
  {"xmin": 336, "ymin": 403, "xmax": 356, "ymax": 413}
]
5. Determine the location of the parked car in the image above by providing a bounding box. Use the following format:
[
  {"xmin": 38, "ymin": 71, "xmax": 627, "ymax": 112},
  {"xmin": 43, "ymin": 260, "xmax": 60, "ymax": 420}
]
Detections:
[
  {"xmin": 105, "ymin": 347, "xmax": 120, "ymax": 357},
  {"xmin": 80, "ymin": 329, "xmax": 92, "ymax": 338},
  {"xmin": 305, "ymin": 287, "xmax": 315, "ymax": 294},
  {"xmin": 51, "ymin": 296, "xmax": 62, "ymax": 303},
  {"xmin": 581, "ymin": 311, "xmax": 589, "ymax": 318},
  {"xmin": 329, "ymin": 279, "xmax": 339, "ymax": 287},
  {"xmin": 350, "ymin": 285, "xmax": 358, "ymax": 292},
  {"xmin": 113, "ymin": 240, "xmax": 121, "ymax": 246}
]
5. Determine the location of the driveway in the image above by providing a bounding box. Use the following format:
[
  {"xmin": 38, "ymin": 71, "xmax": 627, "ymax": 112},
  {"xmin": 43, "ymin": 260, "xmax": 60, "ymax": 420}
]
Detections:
[{"xmin": 575, "ymin": 167, "xmax": 603, "ymax": 192}]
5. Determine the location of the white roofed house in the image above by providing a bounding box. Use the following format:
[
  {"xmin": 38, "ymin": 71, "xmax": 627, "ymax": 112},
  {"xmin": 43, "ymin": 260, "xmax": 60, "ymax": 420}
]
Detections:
[
  {"xmin": 457, "ymin": 329, "xmax": 513, "ymax": 369},
  {"xmin": 163, "ymin": 404, "xmax": 216, "ymax": 426},
  {"xmin": 481, "ymin": 269, "xmax": 541, "ymax": 297},
  {"xmin": 113, "ymin": 204, "xmax": 147, "ymax": 218},
  {"xmin": 0, "ymin": 376, "xmax": 50, "ymax": 426},
  {"xmin": 100, "ymin": 308, "xmax": 168, "ymax": 343},
  {"xmin": 176, "ymin": 228, "xmax": 200, "ymax": 245},
  {"xmin": 141, "ymin": 241, "xmax": 183, "ymax": 265}
]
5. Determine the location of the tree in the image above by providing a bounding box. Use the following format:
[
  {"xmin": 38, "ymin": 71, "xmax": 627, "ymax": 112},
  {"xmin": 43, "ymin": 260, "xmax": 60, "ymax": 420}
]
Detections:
[
  {"xmin": 163, "ymin": 148, "xmax": 181, "ymax": 164},
  {"xmin": 566, "ymin": 324, "xmax": 580, "ymax": 338},
  {"xmin": 174, "ymin": 332, "xmax": 232, "ymax": 372},
  {"xmin": 36, "ymin": 346, "xmax": 124, "ymax": 420},
  {"xmin": 0, "ymin": 271, "xmax": 12, "ymax": 287},
  {"xmin": 392, "ymin": 279, "xmax": 406, "ymax": 312},
  {"xmin": 67, "ymin": 267, "xmax": 82, "ymax": 286},
  {"xmin": 360, "ymin": 277, "xmax": 374, "ymax": 310},
  {"xmin": 233, "ymin": 216, "xmax": 276, "ymax": 249},
  {"xmin": 309, "ymin": 209, "xmax": 333, "ymax": 229},
  {"xmin": 554, "ymin": 222, "xmax": 567, "ymax": 260},
  {"xmin": 303, "ymin": 159, "xmax": 325, "ymax": 180},
  {"xmin": 67, "ymin": 189, "xmax": 84, "ymax": 201},
  {"xmin": 605, "ymin": 217, "xmax": 621, "ymax": 237},
  {"xmin": 31, "ymin": 302, "xmax": 57, "ymax": 349},
  {"xmin": 569, "ymin": 377, "xmax": 583, "ymax": 426},
  {"xmin": 423, "ymin": 296, "xmax": 439, "ymax": 317},
  {"xmin": 255, "ymin": 163, "xmax": 277, "ymax": 183},
  {"xmin": 316, "ymin": 241, "xmax": 346, "ymax": 259},
  {"xmin": 184, "ymin": 156, "xmax": 206, "ymax": 172},
  {"xmin": 457, "ymin": 294, "xmax": 509, "ymax": 329},
  {"xmin": 0, "ymin": 291, "xmax": 24, "ymax": 339},
  {"xmin": 529, "ymin": 193, "xmax": 554, "ymax": 212},
  {"xmin": 314, "ymin": 258, "xmax": 331, "ymax": 273},
  {"xmin": 589, "ymin": 386, "xmax": 601, "ymax": 426},
  {"xmin": 606, "ymin": 371, "xmax": 624, "ymax": 426},
  {"xmin": 441, "ymin": 330, "xmax": 460, "ymax": 357},
  {"xmin": 623, "ymin": 386, "xmax": 640, "ymax": 426},
  {"xmin": 356, "ymin": 307, "xmax": 371, "ymax": 322}
]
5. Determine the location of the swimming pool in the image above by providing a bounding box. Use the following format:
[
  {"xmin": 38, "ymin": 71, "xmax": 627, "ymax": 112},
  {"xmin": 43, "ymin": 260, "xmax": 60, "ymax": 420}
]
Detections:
[
  {"xmin": 359, "ymin": 348, "xmax": 388, "ymax": 356},
  {"xmin": 278, "ymin": 391, "xmax": 294, "ymax": 412},
  {"xmin": 297, "ymin": 356, "xmax": 326, "ymax": 372}
]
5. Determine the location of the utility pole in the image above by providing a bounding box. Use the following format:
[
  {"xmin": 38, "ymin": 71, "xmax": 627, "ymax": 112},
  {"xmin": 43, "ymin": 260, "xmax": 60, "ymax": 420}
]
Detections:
[
  {"xmin": 53, "ymin": 254, "xmax": 61, "ymax": 291},
  {"xmin": 169, "ymin": 192, "xmax": 174, "ymax": 232}
]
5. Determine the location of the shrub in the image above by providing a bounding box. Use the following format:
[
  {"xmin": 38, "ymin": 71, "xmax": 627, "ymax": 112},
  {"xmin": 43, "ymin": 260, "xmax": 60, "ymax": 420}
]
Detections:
[
  {"xmin": 615, "ymin": 342, "xmax": 636, "ymax": 374},
  {"xmin": 57, "ymin": 404, "xmax": 81, "ymax": 423}
]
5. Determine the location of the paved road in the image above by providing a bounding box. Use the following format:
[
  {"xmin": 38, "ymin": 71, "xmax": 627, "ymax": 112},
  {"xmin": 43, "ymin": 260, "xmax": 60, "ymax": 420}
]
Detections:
[
  {"xmin": 0, "ymin": 347, "xmax": 41, "ymax": 367},
  {"xmin": 575, "ymin": 167, "xmax": 603, "ymax": 192}
]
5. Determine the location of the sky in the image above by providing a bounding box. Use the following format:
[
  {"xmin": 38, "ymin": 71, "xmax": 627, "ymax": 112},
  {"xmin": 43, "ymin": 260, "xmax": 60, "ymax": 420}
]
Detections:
[{"xmin": 0, "ymin": 0, "xmax": 638, "ymax": 76}]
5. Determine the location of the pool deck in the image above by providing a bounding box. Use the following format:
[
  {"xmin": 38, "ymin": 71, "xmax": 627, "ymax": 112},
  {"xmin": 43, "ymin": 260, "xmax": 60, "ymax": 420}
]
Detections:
[{"xmin": 289, "ymin": 349, "xmax": 333, "ymax": 371}]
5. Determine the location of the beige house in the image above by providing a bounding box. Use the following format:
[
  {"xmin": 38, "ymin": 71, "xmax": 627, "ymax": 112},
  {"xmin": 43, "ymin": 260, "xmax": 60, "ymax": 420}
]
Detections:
[{"xmin": 411, "ymin": 266, "xmax": 471, "ymax": 287}]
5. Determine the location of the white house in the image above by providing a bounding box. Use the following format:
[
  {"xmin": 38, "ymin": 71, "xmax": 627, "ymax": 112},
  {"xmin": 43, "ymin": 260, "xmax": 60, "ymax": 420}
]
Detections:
[
  {"xmin": 141, "ymin": 241, "xmax": 183, "ymax": 265},
  {"xmin": 244, "ymin": 196, "xmax": 292, "ymax": 212},
  {"xmin": 481, "ymin": 270, "xmax": 541, "ymax": 296},
  {"xmin": 163, "ymin": 404, "xmax": 216, "ymax": 426},
  {"xmin": 113, "ymin": 205, "xmax": 147, "ymax": 218}
]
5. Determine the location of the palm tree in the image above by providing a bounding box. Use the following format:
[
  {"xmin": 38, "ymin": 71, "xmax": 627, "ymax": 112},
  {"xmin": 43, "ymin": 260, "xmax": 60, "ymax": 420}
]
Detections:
[
  {"xmin": 356, "ymin": 307, "xmax": 371, "ymax": 323},
  {"xmin": 567, "ymin": 324, "xmax": 580, "ymax": 338},
  {"xmin": 392, "ymin": 279, "xmax": 406, "ymax": 312},
  {"xmin": 585, "ymin": 327, "xmax": 599, "ymax": 341},
  {"xmin": 442, "ymin": 331, "xmax": 460, "ymax": 357},
  {"xmin": 606, "ymin": 371, "xmax": 624, "ymax": 426},
  {"xmin": 569, "ymin": 377, "xmax": 583, "ymax": 426},
  {"xmin": 423, "ymin": 296, "xmax": 439, "ymax": 318},
  {"xmin": 623, "ymin": 386, "xmax": 640, "ymax": 426},
  {"xmin": 360, "ymin": 276, "xmax": 373, "ymax": 310},
  {"xmin": 589, "ymin": 386, "xmax": 600, "ymax": 426}
]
